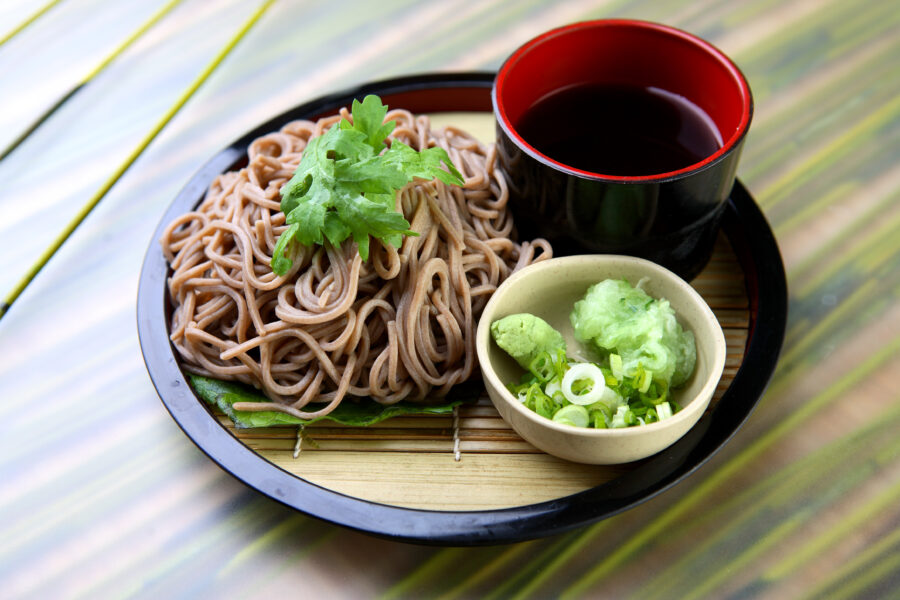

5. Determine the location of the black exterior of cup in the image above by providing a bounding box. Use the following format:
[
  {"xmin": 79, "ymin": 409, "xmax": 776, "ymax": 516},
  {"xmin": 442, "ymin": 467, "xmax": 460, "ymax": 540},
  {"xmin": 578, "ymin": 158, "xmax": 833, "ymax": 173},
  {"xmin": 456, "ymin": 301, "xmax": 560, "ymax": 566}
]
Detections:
[{"xmin": 495, "ymin": 126, "xmax": 746, "ymax": 281}]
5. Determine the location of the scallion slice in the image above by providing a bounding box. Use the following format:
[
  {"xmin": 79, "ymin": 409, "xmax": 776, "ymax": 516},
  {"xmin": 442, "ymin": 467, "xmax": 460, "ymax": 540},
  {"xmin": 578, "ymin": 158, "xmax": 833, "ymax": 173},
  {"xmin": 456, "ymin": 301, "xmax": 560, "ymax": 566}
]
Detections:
[
  {"xmin": 561, "ymin": 363, "xmax": 607, "ymax": 405},
  {"xmin": 656, "ymin": 402, "xmax": 674, "ymax": 420},
  {"xmin": 552, "ymin": 404, "xmax": 590, "ymax": 428},
  {"xmin": 610, "ymin": 405, "xmax": 629, "ymax": 428}
]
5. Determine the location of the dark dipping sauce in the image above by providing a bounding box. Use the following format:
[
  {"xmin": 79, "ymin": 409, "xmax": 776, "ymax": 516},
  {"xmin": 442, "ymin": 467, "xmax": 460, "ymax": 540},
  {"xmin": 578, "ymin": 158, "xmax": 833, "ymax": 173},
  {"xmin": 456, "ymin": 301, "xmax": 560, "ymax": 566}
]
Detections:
[{"xmin": 515, "ymin": 83, "xmax": 722, "ymax": 177}]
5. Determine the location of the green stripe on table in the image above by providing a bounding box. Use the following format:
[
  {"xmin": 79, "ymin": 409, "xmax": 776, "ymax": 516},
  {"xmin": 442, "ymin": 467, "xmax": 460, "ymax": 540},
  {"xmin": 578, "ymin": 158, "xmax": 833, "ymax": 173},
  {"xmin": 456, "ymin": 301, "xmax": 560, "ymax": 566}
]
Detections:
[
  {"xmin": 788, "ymin": 187, "xmax": 900, "ymax": 283},
  {"xmin": 757, "ymin": 95, "xmax": 900, "ymax": 210},
  {"xmin": 802, "ymin": 527, "xmax": 900, "ymax": 600},
  {"xmin": 636, "ymin": 413, "xmax": 900, "ymax": 599},
  {"xmin": 0, "ymin": 0, "xmax": 64, "ymax": 48},
  {"xmin": 0, "ymin": 0, "xmax": 185, "ymax": 161},
  {"xmin": 0, "ymin": 0, "xmax": 275, "ymax": 319},
  {"xmin": 651, "ymin": 401, "xmax": 900, "ymax": 546},
  {"xmin": 764, "ymin": 478, "xmax": 900, "ymax": 583}
]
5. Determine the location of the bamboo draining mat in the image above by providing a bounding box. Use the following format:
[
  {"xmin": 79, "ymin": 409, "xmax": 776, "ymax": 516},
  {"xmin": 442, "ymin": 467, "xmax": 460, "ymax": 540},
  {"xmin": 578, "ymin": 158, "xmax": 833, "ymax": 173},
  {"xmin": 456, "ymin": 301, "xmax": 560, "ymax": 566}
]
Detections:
[{"xmin": 209, "ymin": 232, "xmax": 748, "ymax": 511}]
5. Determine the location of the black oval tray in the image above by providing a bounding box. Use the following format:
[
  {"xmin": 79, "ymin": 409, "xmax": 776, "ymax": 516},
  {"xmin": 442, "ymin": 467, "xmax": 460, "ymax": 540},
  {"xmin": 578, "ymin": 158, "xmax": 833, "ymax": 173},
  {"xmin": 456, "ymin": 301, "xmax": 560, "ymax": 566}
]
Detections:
[{"xmin": 137, "ymin": 72, "xmax": 787, "ymax": 546}]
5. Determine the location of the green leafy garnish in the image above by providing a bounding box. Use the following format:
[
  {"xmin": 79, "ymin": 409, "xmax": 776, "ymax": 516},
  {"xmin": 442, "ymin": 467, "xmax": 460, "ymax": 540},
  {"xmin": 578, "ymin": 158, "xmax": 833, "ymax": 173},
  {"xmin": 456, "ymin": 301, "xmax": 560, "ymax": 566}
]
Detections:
[
  {"xmin": 271, "ymin": 94, "xmax": 464, "ymax": 275},
  {"xmin": 189, "ymin": 374, "xmax": 477, "ymax": 429}
]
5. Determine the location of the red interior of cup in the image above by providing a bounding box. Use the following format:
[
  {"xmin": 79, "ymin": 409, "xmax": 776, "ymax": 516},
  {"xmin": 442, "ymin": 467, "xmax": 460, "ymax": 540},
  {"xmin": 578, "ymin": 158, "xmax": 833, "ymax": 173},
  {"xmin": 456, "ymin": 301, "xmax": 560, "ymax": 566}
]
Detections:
[{"xmin": 494, "ymin": 19, "xmax": 753, "ymax": 181}]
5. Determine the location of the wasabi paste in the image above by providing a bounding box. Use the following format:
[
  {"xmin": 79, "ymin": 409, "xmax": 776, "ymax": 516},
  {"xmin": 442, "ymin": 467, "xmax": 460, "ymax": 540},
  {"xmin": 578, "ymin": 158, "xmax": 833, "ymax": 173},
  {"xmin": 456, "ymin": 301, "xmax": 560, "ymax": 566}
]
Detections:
[{"xmin": 490, "ymin": 313, "xmax": 566, "ymax": 370}]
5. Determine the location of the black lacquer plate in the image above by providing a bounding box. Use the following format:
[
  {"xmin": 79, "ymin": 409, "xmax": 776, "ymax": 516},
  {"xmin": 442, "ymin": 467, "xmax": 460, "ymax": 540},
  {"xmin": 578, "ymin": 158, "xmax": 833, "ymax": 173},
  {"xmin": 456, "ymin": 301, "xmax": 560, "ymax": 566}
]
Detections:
[{"xmin": 137, "ymin": 72, "xmax": 787, "ymax": 546}]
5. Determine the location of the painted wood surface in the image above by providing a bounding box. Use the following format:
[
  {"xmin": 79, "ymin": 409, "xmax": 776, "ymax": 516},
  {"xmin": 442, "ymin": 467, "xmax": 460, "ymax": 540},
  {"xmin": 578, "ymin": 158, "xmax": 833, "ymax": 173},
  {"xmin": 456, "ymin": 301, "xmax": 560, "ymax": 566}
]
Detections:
[{"xmin": 1, "ymin": 0, "xmax": 898, "ymax": 598}]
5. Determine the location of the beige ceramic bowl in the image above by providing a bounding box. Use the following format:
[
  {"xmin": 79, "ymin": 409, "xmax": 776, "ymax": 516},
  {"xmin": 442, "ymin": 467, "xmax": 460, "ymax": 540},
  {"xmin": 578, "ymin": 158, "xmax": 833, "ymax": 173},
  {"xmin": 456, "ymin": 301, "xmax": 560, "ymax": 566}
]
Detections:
[{"xmin": 476, "ymin": 255, "xmax": 726, "ymax": 465}]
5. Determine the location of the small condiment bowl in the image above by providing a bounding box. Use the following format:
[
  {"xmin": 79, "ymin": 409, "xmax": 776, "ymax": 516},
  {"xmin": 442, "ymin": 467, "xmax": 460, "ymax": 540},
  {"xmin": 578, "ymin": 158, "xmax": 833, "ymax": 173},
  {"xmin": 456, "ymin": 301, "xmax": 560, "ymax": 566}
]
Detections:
[{"xmin": 476, "ymin": 255, "xmax": 726, "ymax": 464}]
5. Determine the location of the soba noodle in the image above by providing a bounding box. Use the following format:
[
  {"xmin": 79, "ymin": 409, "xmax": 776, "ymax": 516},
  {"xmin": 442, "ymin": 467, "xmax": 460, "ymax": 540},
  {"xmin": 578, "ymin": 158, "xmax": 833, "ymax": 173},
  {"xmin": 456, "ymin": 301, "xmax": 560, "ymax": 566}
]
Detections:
[{"xmin": 162, "ymin": 107, "xmax": 551, "ymax": 419}]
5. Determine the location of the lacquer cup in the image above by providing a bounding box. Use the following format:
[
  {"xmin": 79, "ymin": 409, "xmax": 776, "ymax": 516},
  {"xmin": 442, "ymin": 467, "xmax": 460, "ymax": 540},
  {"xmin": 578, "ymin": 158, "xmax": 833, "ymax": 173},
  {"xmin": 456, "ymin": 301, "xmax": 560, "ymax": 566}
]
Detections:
[{"xmin": 493, "ymin": 19, "xmax": 753, "ymax": 280}]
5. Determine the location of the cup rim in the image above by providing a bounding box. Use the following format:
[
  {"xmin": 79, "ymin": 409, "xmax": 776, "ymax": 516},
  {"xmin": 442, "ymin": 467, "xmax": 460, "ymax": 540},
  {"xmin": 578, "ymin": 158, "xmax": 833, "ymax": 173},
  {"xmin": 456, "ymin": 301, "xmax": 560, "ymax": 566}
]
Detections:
[{"xmin": 492, "ymin": 18, "xmax": 754, "ymax": 183}]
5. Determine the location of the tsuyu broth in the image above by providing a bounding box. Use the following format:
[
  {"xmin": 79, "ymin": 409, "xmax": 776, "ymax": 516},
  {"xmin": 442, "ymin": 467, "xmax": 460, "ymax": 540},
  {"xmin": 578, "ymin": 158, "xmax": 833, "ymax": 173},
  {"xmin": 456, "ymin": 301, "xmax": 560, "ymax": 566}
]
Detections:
[{"xmin": 515, "ymin": 83, "xmax": 722, "ymax": 177}]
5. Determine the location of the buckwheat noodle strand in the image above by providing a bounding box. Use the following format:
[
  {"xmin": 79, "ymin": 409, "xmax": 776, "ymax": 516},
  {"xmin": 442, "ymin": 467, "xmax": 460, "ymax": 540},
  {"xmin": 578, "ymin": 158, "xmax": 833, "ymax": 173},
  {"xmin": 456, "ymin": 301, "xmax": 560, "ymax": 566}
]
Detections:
[{"xmin": 162, "ymin": 109, "xmax": 551, "ymax": 419}]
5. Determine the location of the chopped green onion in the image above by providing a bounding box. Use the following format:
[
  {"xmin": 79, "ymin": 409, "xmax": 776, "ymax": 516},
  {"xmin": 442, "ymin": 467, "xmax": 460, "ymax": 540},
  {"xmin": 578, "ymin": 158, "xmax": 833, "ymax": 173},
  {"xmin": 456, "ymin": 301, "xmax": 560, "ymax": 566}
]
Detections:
[
  {"xmin": 624, "ymin": 410, "xmax": 638, "ymax": 426},
  {"xmin": 545, "ymin": 378, "xmax": 560, "ymax": 395},
  {"xmin": 552, "ymin": 347, "xmax": 569, "ymax": 379},
  {"xmin": 561, "ymin": 363, "xmax": 607, "ymax": 405},
  {"xmin": 638, "ymin": 369, "xmax": 653, "ymax": 393},
  {"xmin": 553, "ymin": 405, "xmax": 590, "ymax": 428},
  {"xmin": 519, "ymin": 372, "xmax": 537, "ymax": 385},
  {"xmin": 610, "ymin": 353, "xmax": 624, "ymax": 381},
  {"xmin": 611, "ymin": 405, "xmax": 629, "ymax": 428},
  {"xmin": 528, "ymin": 352, "xmax": 555, "ymax": 383},
  {"xmin": 497, "ymin": 318, "xmax": 684, "ymax": 430},
  {"xmin": 656, "ymin": 402, "xmax": 673, "ymax": 420}
]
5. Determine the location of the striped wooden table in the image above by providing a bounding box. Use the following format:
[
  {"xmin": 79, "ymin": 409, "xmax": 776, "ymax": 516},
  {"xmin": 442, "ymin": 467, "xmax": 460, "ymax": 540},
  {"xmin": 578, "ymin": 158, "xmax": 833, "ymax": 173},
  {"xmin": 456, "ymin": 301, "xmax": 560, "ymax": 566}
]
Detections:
[{"xmin": 1, "ymin": 0, "xmax": 898, "ymax": 598}]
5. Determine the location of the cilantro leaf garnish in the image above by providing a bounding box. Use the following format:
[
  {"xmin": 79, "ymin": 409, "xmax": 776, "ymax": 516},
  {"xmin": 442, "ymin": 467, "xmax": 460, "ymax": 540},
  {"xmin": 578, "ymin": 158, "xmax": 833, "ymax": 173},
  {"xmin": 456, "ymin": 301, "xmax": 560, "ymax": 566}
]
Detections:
[{"xmin": 271, "ymin": 95, "xmax": 464, "ymax": 275}]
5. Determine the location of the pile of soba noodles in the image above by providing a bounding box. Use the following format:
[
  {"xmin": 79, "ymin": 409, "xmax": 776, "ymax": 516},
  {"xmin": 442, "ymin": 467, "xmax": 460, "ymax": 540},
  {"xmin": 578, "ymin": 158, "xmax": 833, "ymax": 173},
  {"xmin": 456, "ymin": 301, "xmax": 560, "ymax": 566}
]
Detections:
[{"xmin": 162, "ymin": 106, "xmax": 551, "ymax": 420}]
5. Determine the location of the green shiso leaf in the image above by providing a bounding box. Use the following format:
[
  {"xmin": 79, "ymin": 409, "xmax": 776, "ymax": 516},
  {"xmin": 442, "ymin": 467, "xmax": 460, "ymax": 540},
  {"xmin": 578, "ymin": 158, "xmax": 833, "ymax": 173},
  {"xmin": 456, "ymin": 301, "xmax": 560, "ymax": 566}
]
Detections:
[{"xmin": 188, "ymin": 374, "xmax": 477, "ymax": 429}]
